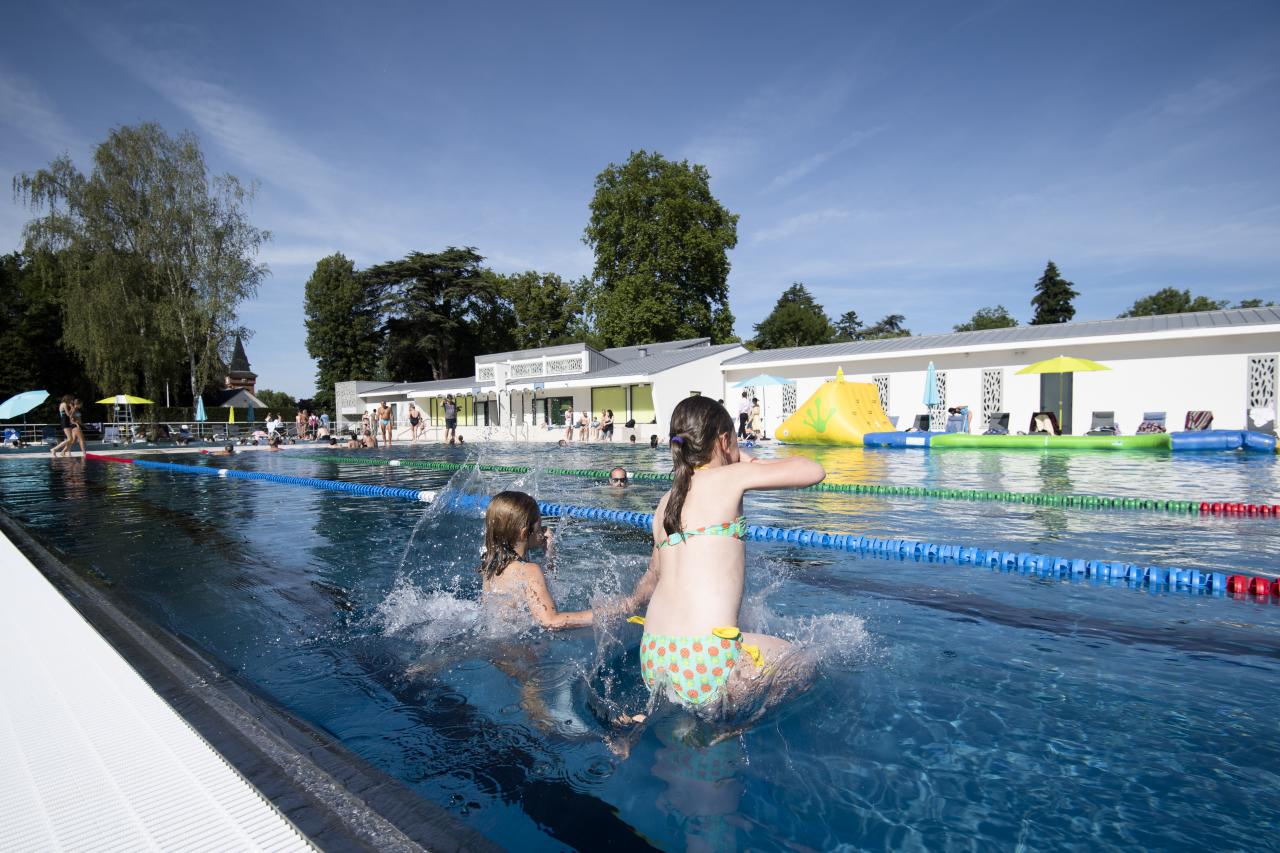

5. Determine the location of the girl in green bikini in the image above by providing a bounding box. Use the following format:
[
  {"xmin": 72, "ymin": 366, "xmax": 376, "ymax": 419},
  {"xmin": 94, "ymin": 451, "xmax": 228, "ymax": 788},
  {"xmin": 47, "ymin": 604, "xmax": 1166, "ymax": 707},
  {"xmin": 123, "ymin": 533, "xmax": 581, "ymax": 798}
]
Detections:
[{"xmin": 624, "ymin": 395, "xmax": 825, "ymax": 710}]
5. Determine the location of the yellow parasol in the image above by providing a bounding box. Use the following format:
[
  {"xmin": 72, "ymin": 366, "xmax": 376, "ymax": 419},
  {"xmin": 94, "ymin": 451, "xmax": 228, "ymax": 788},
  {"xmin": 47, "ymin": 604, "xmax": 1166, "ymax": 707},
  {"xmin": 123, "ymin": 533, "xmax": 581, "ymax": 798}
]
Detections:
[
  {"xmin": 1016, "ymin": 356, "xmax": 1109, "ymax": 434},
  {"xmin": 228, "ymin": 406, "xmax": 235, "ymax": 424},
  {"xmin": 1015, "ymin": 356, "xmax": 1110, "ymax": 375},
  {"xmin": 96, "ymin": 394, "xmax": 155, "ymax": 405}
]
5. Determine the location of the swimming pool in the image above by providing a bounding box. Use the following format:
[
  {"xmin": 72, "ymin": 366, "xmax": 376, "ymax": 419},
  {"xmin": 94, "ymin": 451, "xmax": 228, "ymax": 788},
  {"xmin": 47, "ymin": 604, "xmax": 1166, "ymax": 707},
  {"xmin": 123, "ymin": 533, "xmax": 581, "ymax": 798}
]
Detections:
[{"xmin": 2, "ymin": 444, "xmax": 1278, "ymax": 850}]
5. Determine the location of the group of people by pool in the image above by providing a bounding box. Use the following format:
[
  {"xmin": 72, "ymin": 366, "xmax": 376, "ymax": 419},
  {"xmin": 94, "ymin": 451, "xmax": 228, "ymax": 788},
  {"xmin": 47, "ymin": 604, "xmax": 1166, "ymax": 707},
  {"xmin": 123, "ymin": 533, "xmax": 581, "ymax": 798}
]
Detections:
[
  {"xmin": 559, "ymin": 407, "xmax": 618, "ymax": 442},
  {"xmin": 50, "ymin": 395, "xmax": 87, "ymax": 457},
  {"xmin": 479, "ymin": 396, "xmax": 825, "ymax": 720}
]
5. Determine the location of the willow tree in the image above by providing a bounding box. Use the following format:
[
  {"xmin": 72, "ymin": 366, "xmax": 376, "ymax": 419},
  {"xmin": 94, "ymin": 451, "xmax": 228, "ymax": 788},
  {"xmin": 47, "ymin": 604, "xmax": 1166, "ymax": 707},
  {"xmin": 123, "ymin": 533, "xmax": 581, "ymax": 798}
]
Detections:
[
  {"xmin": 583, "ymin": 150, "xmax": 738, "ymax": 346},
  {"xmin": 13, "ymin": 123, "xmax": 269, "ymax": 401}
]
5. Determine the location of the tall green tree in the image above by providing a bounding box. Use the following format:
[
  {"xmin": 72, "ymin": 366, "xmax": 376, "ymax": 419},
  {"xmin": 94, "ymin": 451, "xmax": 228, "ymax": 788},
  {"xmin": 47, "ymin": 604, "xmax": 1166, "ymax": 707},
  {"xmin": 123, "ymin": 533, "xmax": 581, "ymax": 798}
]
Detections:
[
  {"xmin": 583, "ymin": 150, "xmax": 738, "ymax": 346},
  {"xmin": 304, "ymin": 252, "xmax": 382, "ymax": 410},
  {"xmin": 498, "ymin": 270, "xmax": 590, "ymax": 349},
  {"xmin": 1029, "ymin": 261, "xmax": 1078, "ymax": 325},
  {"xmin": 862, "ymin": 313, "xmax": 911, "ymax": 339},
  {"xmin": 255, "ymin": 389, "xmax": 297, "ymax": 410},
  {"xmin": 832, "ymin": 310, "xmax": 864, "ymax": 342},
  {"xmin": 13, "ymin": 123, "xmax": 268, "ymax": 402},
  {"xmin": 954, "ymin": 305, "xmax": 1019, "ymax": 332},
  {"xmin": 0, "ymin": 251, "xmax": 94, "ymax": 415},
  {"xmin": 365, "ymin": 247, "xmax": 513, "ymax": 381},
  {"xmin": 750, "ymin": 283, "xmax": 833, "ymax": 349},
  {"xmin": 1117, "ymin": 288, "xmax": 1271, "ymax": 317}
]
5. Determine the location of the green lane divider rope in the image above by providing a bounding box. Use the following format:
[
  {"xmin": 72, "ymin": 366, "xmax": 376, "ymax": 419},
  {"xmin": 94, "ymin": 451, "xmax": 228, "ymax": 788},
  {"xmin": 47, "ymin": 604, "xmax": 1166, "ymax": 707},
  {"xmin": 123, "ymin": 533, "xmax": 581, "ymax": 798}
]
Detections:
[{"xmin": 288, "ymin": 452, "xmax": 1220, "ymax": 516}]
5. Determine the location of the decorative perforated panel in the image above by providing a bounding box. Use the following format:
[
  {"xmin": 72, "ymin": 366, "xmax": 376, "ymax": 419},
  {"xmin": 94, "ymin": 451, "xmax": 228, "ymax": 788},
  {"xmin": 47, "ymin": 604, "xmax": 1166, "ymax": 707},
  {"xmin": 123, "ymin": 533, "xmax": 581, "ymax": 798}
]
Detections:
[
  {"xmin": 510, "ymin": 361, "xmax": 543, "ymax": 378},
  {"xmin": 1248, "ymin": 355, "xmax": 1276, "ymax": 409},
  {"xmin": 782, "ymin": 384, "xmax": 797, "ymax": 414},
  {"xmin": 546, "ymin": 357, "xmax": 584, "ymax": 374},
  {"xmin": 982, "ymin": 369, "xmax": 1003, "ymax": 422},
  {"xmin": 873, "ymin": 375, "xmax": 889, "ymax": 413},
  {"xmin": 476, "ymin": 365, "xmax": 495, "ymax": 381},
  {"xmin": 929, "ymin": 371, "xmax": 948, "ymax": 431}
]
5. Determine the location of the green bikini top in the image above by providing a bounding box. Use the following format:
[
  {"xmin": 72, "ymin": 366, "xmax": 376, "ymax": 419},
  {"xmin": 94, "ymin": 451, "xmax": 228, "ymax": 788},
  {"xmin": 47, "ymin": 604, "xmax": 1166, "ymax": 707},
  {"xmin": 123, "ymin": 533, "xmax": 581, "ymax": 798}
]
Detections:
[{"xmin": 657, "ymin": 515, "xmax": 748, "ymax": 548}]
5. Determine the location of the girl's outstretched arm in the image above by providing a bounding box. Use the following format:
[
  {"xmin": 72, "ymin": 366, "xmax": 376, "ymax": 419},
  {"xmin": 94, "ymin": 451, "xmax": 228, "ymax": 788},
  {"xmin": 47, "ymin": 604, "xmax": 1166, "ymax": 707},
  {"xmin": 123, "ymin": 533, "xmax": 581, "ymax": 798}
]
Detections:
[
  {"xmin": 734, "ymin": 453, "xmax": 825, "ymax": 491},
  {"xmin": 516, "ymin": 562, "xmax": 593, "ymax": 629},
  {"xmin": 621, "ymin": 548, "xmax": 661, "ymax": 613}
]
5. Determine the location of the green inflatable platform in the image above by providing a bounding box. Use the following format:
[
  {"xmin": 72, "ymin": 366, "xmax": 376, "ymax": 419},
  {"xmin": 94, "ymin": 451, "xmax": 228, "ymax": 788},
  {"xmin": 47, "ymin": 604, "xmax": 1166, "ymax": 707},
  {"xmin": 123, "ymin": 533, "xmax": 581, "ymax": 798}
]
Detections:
[{"xmin": 929, "ymin": 433, "xmax": 1173, "ymax": 451}]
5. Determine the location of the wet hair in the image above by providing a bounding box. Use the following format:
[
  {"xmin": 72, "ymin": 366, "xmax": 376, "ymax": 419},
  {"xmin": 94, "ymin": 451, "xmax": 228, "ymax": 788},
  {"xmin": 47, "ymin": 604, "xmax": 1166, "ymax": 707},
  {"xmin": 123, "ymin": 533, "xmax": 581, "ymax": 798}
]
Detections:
[
  {"xmin": 480, "ymin": 491, "xmax": 541, "ymax": 579},
  {"xmin": 223, "ymin": 443, "xmax": 234, "ymax": 453},
  {"xmin": 664, "ymin": 395, "xmax": 735, "ymax": 535}
]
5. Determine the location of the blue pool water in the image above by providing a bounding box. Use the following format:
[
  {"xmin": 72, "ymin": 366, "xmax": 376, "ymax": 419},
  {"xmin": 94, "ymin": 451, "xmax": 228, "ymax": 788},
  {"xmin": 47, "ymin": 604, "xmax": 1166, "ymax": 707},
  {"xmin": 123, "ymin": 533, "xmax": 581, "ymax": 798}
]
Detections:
[{"xmin": 1, "ymin": 444, "xmax": 1278, "ymax": 850}]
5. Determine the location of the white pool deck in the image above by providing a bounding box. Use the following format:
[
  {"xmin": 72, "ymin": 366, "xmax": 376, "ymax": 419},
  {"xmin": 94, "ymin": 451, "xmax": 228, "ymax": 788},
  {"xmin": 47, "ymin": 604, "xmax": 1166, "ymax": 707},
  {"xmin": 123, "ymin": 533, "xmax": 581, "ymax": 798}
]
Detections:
[{"xmin": 0, "ymin": 528, "xmax": 312, "ymax": 852}]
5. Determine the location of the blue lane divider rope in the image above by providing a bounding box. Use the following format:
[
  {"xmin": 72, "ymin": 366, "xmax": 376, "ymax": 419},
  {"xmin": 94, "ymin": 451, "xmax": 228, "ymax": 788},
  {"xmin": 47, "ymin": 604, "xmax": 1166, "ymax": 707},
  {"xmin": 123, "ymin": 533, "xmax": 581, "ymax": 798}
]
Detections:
[
  {"xmin": 527, "ymin": 500, "xmax": 1239, "ymax": 597},
  {"xmin": 87, "ymin": 454, "xmax": 1252, "ymax": 600}
]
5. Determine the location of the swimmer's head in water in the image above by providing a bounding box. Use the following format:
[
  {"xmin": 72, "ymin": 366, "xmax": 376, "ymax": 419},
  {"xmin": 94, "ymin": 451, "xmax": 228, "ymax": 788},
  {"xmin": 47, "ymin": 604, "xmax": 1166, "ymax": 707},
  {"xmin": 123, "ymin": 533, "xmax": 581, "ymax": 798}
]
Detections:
[
  {"xmin": 224, "ymin": 443, "xmax": 234, "ymax": 454},
  {"xmin": 480, "ymin": 490, "xmax": 542, "ymax": 579},
  {"xmin": 609, "ymin": 467, "xmax": 628, "ymax": 486},
  {"xmin": 664, "ymin": 395, "xmax": 736, "ymax": 536}
]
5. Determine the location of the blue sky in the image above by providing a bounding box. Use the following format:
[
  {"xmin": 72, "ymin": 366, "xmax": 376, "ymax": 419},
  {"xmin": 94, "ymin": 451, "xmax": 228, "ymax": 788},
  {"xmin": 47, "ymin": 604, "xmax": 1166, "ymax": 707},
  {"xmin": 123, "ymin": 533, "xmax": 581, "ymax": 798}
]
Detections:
[{"xmin": 2, "ymin": 0, "xmax": 1278, "ymax": 397}]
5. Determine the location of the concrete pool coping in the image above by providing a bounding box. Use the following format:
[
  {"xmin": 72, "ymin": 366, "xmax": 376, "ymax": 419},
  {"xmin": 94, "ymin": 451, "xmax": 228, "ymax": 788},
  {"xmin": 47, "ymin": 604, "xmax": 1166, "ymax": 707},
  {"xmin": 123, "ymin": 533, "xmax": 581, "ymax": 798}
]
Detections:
[{"xmin": 0, "ymin": 512, "xmax": 498, "ymax": 852}]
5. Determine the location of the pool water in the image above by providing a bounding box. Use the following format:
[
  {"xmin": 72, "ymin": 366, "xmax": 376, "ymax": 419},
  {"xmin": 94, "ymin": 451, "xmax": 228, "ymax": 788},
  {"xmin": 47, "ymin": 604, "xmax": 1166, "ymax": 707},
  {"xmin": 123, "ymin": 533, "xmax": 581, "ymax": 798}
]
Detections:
[{"xmin": 1, "ymin": 444, "xmax": 1278, "ymax": 850}]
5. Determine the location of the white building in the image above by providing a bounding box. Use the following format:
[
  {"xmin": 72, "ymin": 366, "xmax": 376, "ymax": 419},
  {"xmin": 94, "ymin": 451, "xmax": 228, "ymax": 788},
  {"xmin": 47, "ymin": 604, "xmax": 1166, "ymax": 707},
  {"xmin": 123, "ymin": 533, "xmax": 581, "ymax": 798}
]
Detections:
[
  {"xmin": 336, "ymin": 338, "xmax": 747, "ymax": 442},
  {"xmin": 721, "ymin": 306, "xmax": 1280, "ymax": 437}
]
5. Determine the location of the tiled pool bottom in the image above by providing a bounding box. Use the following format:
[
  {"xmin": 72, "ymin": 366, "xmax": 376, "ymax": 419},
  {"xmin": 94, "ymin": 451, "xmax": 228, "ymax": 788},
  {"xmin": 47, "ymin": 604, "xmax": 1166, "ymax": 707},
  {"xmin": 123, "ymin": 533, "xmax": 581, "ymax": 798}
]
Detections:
[{"xmin": 1, "ymin": 445, "xmax": 1277, "ymax": 850}]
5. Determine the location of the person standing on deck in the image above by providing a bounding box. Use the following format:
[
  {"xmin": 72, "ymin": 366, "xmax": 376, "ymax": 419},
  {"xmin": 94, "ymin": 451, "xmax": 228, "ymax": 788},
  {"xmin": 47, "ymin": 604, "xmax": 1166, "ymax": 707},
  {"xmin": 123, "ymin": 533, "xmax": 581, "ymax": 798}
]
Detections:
[
  {"xmin": 737, "ymin": 391, "xmax": 750, "ymax": 439},
  {"xmin": 378, "ymin": 401, "xmax": 393, "ymax": 446},
  {"xmin": 443, "ymin": 395, "xmax": 459, "ymax": 444}
]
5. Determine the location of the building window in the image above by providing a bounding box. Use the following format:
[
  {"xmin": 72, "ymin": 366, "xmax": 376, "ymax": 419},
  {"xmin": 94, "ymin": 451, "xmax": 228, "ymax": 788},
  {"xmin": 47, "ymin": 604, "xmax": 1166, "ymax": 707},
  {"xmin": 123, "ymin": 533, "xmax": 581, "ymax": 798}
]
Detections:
[
  {"xmin": 591, "ymin": 386, "xmax": 625, "ymax": 419},
  {"xmin": 630, "ymin": 385, "xmax": 656, "ymax": 423},
  {"xmin": 873, "ymin": 375, "xmax": 889, "ymax": 413},
  {"xmin": 543, "ymin": 396, "xmax": 574, "ymax": 428},
  {"xmin": 929, "ymin": 371, "xmax": 948, "ymax": 431},
  {"xmin": 982, "ymin": 369, "xmax": 1003, "ymax": 426}
]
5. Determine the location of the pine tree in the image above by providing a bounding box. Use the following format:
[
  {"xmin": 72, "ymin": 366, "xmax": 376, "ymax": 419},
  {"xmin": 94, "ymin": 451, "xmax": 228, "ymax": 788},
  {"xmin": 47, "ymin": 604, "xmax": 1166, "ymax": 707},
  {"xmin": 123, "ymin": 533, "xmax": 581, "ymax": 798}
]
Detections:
[{"xmin": 1030, "ymin": 261, "xmax": 1078, "ymax": 325}]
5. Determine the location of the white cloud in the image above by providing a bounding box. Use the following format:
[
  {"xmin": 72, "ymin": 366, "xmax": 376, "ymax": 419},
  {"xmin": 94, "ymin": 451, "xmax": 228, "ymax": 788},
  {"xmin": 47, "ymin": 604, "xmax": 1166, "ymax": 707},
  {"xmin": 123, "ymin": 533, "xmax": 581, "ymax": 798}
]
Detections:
[
  {"xmin": 750, "ymin": 208, "xmax": 851, "ymax": 243},
  {"xmin": 0, "ymin": 67, "xmax": 81, "ymax": 155},
  {"xmin": 767, "ymin": 126, "xmax": 885, "ymax": 191}
]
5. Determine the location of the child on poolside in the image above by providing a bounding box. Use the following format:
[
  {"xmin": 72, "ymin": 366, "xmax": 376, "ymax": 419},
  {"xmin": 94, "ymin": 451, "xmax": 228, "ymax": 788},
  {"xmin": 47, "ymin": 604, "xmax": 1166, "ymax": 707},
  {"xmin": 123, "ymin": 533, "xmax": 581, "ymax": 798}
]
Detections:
[
  {"xmin": 623, "ymin": 396, "xmax": 824, "ymax": 709},
  {"xmin": 480, "ymin": 491, "xmax": 593, "ymax": 630}
]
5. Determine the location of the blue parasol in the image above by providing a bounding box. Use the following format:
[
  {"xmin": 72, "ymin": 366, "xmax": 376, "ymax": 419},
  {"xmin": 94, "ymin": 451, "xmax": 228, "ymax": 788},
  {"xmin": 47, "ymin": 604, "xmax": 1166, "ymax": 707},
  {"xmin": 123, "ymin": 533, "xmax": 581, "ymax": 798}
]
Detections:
[
  {"xmin": 0, "ymin": 390, "xmax": 49, "ymax": 420},
  {"xmin": 923, "ymin": 362, "xmax": 940, "ymax": 406}
]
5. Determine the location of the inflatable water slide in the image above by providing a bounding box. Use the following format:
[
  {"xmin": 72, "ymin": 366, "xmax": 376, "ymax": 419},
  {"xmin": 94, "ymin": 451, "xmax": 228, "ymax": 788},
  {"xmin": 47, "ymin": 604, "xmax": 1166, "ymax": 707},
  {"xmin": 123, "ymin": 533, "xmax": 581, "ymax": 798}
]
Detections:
[{"xmin": 775, "ymin": 369, "xmax": 895, "ymax": 445}]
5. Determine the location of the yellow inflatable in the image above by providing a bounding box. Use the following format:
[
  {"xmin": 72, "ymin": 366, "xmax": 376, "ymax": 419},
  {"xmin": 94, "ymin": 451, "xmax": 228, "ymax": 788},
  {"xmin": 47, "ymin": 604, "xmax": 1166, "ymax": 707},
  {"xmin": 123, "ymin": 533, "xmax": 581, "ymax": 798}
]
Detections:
[{"xmin": 776, "ymin": 369, "xmax": 894, "ymax": 445}]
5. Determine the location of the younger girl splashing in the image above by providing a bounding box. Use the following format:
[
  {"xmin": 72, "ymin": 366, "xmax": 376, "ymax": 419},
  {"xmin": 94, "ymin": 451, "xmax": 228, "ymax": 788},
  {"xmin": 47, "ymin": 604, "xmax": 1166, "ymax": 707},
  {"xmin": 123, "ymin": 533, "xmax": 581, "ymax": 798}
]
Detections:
[
  {"xmin": 626, "ymin": 396, "xmax": 825, "ymax": 710},
  {"xmin": 481, "ymin": 491, "xmax": 593, "ymax": 630}
]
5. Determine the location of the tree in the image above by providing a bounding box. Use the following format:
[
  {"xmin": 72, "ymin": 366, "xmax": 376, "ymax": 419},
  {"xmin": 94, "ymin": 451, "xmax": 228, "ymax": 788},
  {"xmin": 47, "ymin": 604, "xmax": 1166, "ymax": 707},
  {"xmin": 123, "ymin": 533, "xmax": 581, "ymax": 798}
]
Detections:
[
  {"xmin": 1029, "ymin": 261, "xmax": 1078, "ymax": 325},
  {"xmin": 1119, "ymin": 288, "xmax": 1272, "ymax": 317},
  {"xmin": 750, "ymin": 284, "xmax": 833, "ymax": 349},
  {"xmin": 954, "ymin": 305, "xmax": 1019, "ymax": 332},
  {"xmin": 862, "ymin": 313, "xmax": 911, "ymax": 339},
  {"xmin": 499, "ymin": 270, "xmax": 590, "ymax": 349},
  {"xmin": 583, "ymin": 150, "xmax": 738, "ymax": 346},
  {"xmin": 13, "ymin": 123, "xmax": 268, "ymax": 402},
  {"xmin": 256, "ymin": 388, "xmax": 297, "ymax": 410},
  {"xmin": 365, "ymin": 247, "xmax": 512, "ymax": 381},
  {"xmin": 304, "ymin": 253, "xmax": 382, "ymax": 410},
  {"xmin": 832, "ymin": 310, "xmax": 864, "ymax": 342}
]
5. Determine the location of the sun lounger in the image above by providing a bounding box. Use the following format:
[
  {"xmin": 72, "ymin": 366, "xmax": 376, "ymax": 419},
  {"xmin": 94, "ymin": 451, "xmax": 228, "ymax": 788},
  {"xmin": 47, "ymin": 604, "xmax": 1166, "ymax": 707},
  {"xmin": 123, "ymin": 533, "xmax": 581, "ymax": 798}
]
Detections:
[
  {"xmin": 1248, "ymin": 406, "xmax": 1275, "ymax": 435},
  {"xmin": 983, "ymin": 412, "xmax": 1010, "ymax": 435},
  {"xmin": 1184, "ymin": 410, "xmax": 1213, "ymax": 431},
  {"xmin": 908, "ymin": 414, "xmax": 930, "ymax": 431},
  {"xmin": 1085, "ymin": 411, "xmax": 1118, "ymax": 435},
  {"xmin": 3, "ymin": 428, "xmax": 21, "ymax": 447},
  {"xmin": 1028, "ymin": 411, "xmax": 1061, "ymax": 435},
  {"xmin": 1136, "ymin": 411, "xmax": 1166, "ymax": 434},
  {"xmin": 944, "ymin": 413, "xmax": 968, "ymax": 433},
  {"xmin": 102, "ymin": 425, "xmax": 122, "ymax": 445},
  {"xmin": 40, "ymin": 425, "xmax": 58, "ymax": 445}
]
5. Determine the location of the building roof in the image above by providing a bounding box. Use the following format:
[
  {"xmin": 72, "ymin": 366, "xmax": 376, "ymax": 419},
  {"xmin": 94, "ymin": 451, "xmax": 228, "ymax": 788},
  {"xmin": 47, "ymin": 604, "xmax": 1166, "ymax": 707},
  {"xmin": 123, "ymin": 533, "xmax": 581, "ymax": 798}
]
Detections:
[
  {"xmin": 599, "ymin": 338, "xmax": 710, "ymax": 363},
  {"xmin": 475, "ymin": 342, "xmax": 602, "ymax": 365},
  {"xmin": 209, "ymin": 388, "xmax": 266, "ymax": 409},
  {"xmin": 725, "ymin": 306, "xmax": 1280, "ymax": 367},
  {"xmin": 587, "ymin": 343, "xmax": 746, "ymax": 379},
  {"xmin": 227, "ymin": 335, "xmax": 255, "ymax": 377}
]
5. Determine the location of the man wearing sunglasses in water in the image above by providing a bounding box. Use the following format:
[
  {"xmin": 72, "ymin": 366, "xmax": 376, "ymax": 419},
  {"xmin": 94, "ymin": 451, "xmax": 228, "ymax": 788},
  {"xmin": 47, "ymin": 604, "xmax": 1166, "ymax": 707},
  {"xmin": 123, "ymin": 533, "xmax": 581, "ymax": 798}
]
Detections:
[{"xmin": 609, "ymin": 467, "xmax": 628, "ymax": 487}]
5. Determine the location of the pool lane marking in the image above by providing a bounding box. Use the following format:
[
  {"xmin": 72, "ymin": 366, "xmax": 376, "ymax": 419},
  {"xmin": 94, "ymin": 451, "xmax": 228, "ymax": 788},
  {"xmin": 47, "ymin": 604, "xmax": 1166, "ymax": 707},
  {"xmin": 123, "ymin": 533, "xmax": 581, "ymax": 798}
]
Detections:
[
  {"xmin": 289, "ymin": 453, "xmax": 1278, "ymax": 520},
  {"xmin": 85, "ymin": 453, "xmax": 1278, "ymax": 603},
  {"xmin": 85, "ymin": 453, "xmax": 437, "ymax": 502}
]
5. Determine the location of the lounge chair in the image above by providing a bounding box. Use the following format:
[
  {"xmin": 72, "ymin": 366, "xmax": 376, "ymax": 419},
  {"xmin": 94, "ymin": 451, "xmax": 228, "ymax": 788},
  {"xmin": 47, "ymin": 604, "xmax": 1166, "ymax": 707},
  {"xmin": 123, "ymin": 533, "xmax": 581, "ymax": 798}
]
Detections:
[
  {"xmin": 1028, "ymin": 411, "xmax": 1061, "ymax": 435},
  {"xmin": 888, "ymin": 415, "xmax": 899, "ymax": 427},
  {"xmin": 102, "ymin": 425, "xmax": 122, "ymax": 445},
  {"xmin": 944, "ymin": 413, "xmax": 968, "ymax": 433},
  {"xmin": 176, "ymin": 425, "xmax": 193, "ymax": 445},
  {"xmin": 908, "ymin": 414, "xmax": 930, "ymax": 431},
  {"xmin": 1247, "ymin": 406, "xmax": 1275, "ymax": 435},
  {"xmin": 40, "ymin": 425, "xmax": 58, "ymax": 445},
  {"xmin": 1184, "ymin": 410, "xmax": 1213, "ymax": 431},
  {"xmin": 3, "ymin": 428, "xmax": 22, "ymax": 447},
  {"xmin": 1136, "ymin": 412, "xmax": 1166, "ymax": 434},
  {"xmin": 1085, "ymin": 411, "xmax": 1119, "ymax": 436},
  {"xmin": 983, "ymin": 412, "xmax": 1010, "ymax": 435}
]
